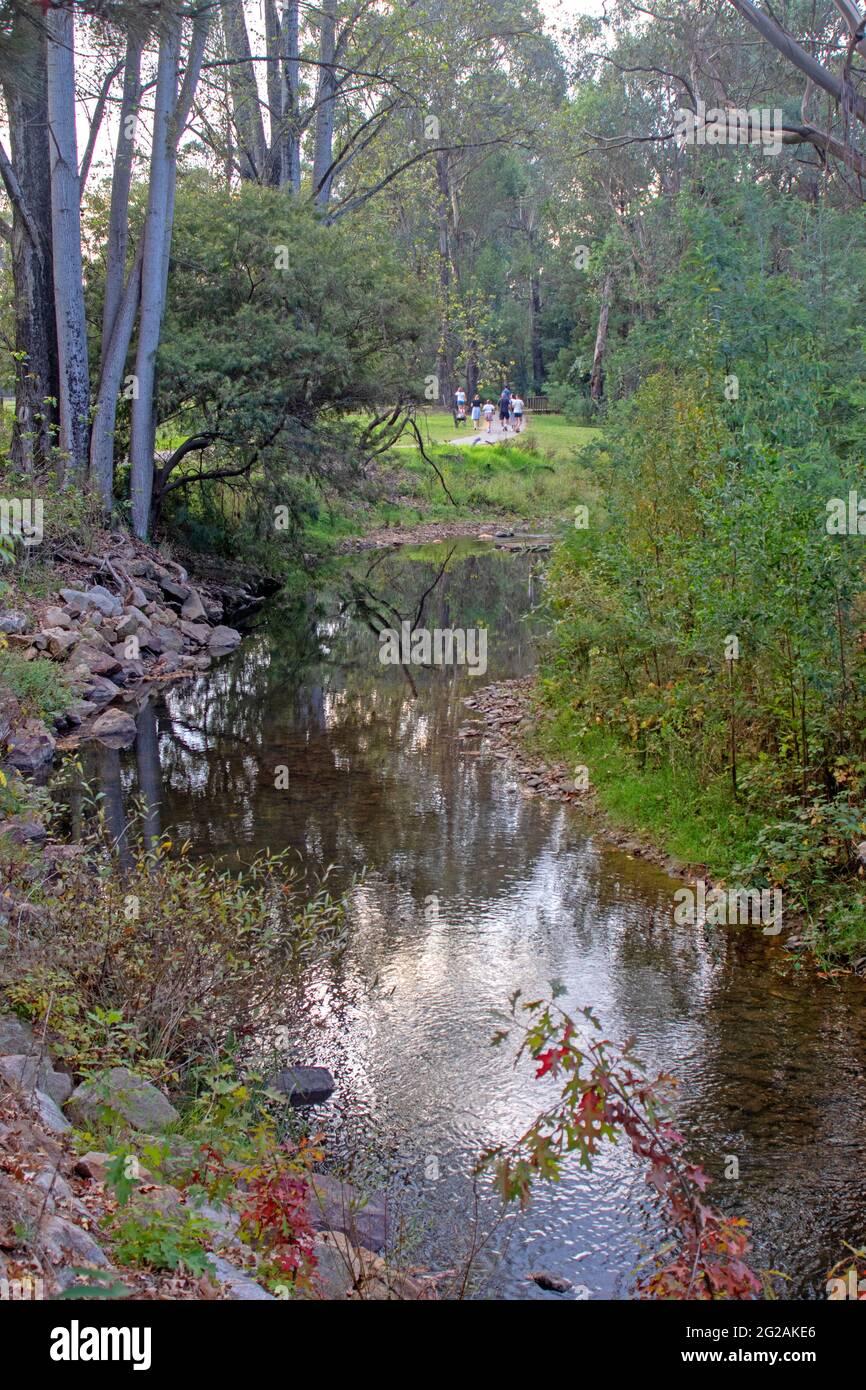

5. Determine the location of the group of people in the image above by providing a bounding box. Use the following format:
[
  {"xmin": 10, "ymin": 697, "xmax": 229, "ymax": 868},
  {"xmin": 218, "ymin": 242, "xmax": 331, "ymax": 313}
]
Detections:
[{"xmin": 453, "ymin": 385, "xmax": 525, "ymax": 433}]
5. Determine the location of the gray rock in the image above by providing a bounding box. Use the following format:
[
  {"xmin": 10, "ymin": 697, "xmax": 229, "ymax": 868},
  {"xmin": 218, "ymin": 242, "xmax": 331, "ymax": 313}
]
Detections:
[
  {"xmin": 115, "ymin": 611, "xmax": 144, "ymax": 641},
  {"xmin": 65, "ymin": 700, "xmax": 97, "ymax": 726},
  {"xmin": 0, "ymin": 1055, "xmax": 73, "ymax": 1107},
  {"xmin": 307, "ymin": 1174, "xmax": 387, "ymax": 1253},
  {"xmin": 89, "ymin": 708, "xmax": 137, "ymax": 747},
  {"xmin": 0, "ymin": 612, "xmax": 27, "ymax": 635},
  {"xmin": 180, "ymin": 620, "xmax": 211, "ymax": 646},
  {"xmin": 156, "ymin": 652, "xmax": 184, "ymax": 674},
  {"xmin": 42, "ymin": 627, "xmax": 78, "ymax": 659},
  {"xmin": 153, "ymin": 624, "xmax": 183, "ymax": 654},
  {"xmin": 209, "ymin": 1255, "xmax": 275, "ymax": 1300},
  {"xmin": 268, "ymin": 1065, "xmax": 335, "ymax": 1106},
  {"xmin": 156, "ymin": 572, "xmax": 191, "ymax": 603},
  {"xmin": 43, "ymin": 606, "xmax": 73, "ymax": 630},
  {"xmin": 0, "ymin": 1013, "xmax": 34, "ymax": 1054},
  {"xmin": 40, "ymin": 1214, "xmax": 110, "ymax": 1267},
  {"xmin": 32, "ymin": 1166, "xmax": 74, "ymax": 1207},
  {"xmin": 82, "ymin": 676, "xmax": 121, "ymax": 706},
  {"xmin": 31, "ymin": 1089, "xmax": 72, "ymax": 1134},
  {"xmin": 74, "ymin": 643, "xmax": 120, "ymax": 677},
  {"xmin": 209, "ymin": 625, "xmax": 242, "ymax": 654},
  {"xmin": 65, "ymin": 1067, "xmax": 179, "ymax": 1132},
  {"xmin": 4, "ymin": 719, "xmax": 55, "ymax": 772},
  {"xmin": 181, "ymin": 588, "xmax": 207, "ymax": 621}
]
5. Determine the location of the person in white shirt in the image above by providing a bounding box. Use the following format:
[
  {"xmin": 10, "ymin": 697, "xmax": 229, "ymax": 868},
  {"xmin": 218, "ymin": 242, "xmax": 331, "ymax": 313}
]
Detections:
[{"xmin": 511, "ymin": 395, "xmax": 525, "ymax": 431}]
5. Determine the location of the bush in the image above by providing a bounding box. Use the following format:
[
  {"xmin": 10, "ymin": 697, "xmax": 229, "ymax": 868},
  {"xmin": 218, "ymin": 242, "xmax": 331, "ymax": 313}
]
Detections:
[{"xmin": 1, "ymin": 810, "xmax": 351, "ymax": 1079}]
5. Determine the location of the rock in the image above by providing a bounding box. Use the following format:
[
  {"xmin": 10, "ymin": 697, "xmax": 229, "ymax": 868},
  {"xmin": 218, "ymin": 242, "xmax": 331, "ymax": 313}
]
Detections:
[
  {"xmin": 82, "ymin": 676, "xmax": 121, "ymax": 706},
  {"xmin": 139, "ymin": 630, "xmax": 163, "ymax": 656},
  {"xmin": 89, "ymin": 708, "xmax": 137, "ymax": 747},
  {"xmin": 192, "ymin": 1200, "xmax": 241, "ymax": 1250},
  {"xmin": 32, "ymin": 1166, "xmax": 74, "ymax": 1208},
  {"xmin": 75, "ymin": 1151, "xmax": 149, "ymax": 1185},
  {"xmin": 74, "ymin": 643, "xmax": 120, "ymax": 677},
  {"xmin": 40, "ymin": 1214, "xmax": 111, "ymax": 1268},
  {"xmin": 307, "ymin": 1174, "xmax": 387, "ymax": 1253},
  {"xmin": 268, "ymin": 1065, "xmax": 335, "ymax": 1106},
  {"xmin": 42, "ymin": 627, "xmax": 79, "ymax": 659},
  {"xmin": 65, "ymin": 1067, "xmax": 179, "ymax": 1133},
  {"xmin": 209, "ymin": 1255, "xmax": 275, "ymax": 1301},
  {"xmin": 156, "ymin": 571, "xmax": 191, "ymax": 603},
  {"xmin": 528, "ymin": 1269, "xmax": 574, "ymax": 1293},
  {"xmin": 156, "ymin": 652, "xmax": 184, "ymax": 675},
  {"xmin": 43, "ymin": 606, "xmax": 73, "ymax": 630},
  {"xmin": 85, "ymin": 584, "xmax": 123, "ymax": 618},
  {"xmin": 209, "ymin": 625, "xmax": 241, "ymax": 655},
  {"xmin": 115, "ymin": 611, "xmax": 144, "ymax": 641},
  {"xmin": 65, "ymin": 700, "xmax": 97, "ymax": 726},
  {"xmin": 157, "ymin": 606, "xmax": 179, "ymax": 628},
  {"xmin": 0, "ymin": 816, "xmax": 46, "ymax": 845},
  {"xmin": 30, "ymin": 1089, "xmax": 72, "ymax": 1134},
  {"xmin": 195, "ymin": 657, "xmax": 212, "ymax": 672},
  {"xmin": 127, "ymin": 559, "xmax": 154, "ymax": 578},
  {"xmin": 152, "ymin": 624, "xmax": 183, "ymax": 654},
  {"xmin": 4, "ymin": 719, "xmax": 55, "ymax": 772},
  {"xmin": 0, "ymin": 612, "xmax": 26, "ymax": 635},
  {"xmin": 0, "ymin": 1013, "xmax": 34, "ymax": 1054},
  {"xmin": 0, "ymin": 1054, "xmax": 72, "ymax": 1106},
  {"xmin": 180, "ymin": 621, "xmax": 211, "ymax": 646},
  {"xmin": 181, "ymin": 588, "xmax": 207, "ymax": 622}
]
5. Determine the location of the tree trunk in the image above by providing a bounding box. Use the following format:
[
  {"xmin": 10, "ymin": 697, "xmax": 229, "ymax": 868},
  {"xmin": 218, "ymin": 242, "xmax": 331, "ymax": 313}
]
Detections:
[
  {"xmin": 589, "ymin": 272, "xmax": 614, "ymax": 405},
  {"xmin": 0, "ymin": 21, "xmax": 59, "ymax": 474},
  {"xmin": 280, "ymin": 0, "xmax": 301, "ymax": 192},
  {"xmin": 435, "ymin": 150, "xmax": 454, "ymax": 405},
  {"xmin": 100, "ymin": 30, "xmax": 143, "ymax": 367},
  {"xmin": 46, "ymin": 5, "xmax": 90, "ymax": 482},
  {"xmin": 221, "ymin": 0, "xmax": 267, "ymax": 182},
  {"xmin": 264, "ymin": 0, "xmax": 283, "ymax": 186},
  {"xmin": 312, "ymin": 0, "xmax": 338, "ymax": 207},
  {"xmin": 129, "ymin": 11, "xmax": 181, "ymax": 540}
]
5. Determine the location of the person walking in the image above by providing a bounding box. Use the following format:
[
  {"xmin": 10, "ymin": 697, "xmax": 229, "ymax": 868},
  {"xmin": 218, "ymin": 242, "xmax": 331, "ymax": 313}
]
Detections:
[
  {"xmin": 470, "ymin": 392, "xmax": 482, "ymax": 430},
  {"xmin": 482, "ymin": 400, "xmax": 495, "ymax": 432},
  {"xmin": 511, "ymin": 393, "xmax": 524, "ymax": 432},
  {"xmin": 498, "ymin": 386, "xmax": 512, "ymax": 431}
]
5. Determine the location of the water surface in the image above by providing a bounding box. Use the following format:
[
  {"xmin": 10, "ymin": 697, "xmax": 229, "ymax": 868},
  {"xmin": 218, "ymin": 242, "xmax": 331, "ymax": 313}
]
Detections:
[{"xmin": 65, "ymin": 540, "xmax": 866, "ymax": 1298}]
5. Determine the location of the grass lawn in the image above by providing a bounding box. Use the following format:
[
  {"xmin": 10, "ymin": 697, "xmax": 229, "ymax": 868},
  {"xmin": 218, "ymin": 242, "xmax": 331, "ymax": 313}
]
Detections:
[{"xmin": 390, "ymin": 408, "xmax": 597, "ymax": 461}]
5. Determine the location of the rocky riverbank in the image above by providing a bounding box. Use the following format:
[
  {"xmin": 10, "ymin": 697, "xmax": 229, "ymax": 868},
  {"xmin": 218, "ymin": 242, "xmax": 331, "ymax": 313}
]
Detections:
[
  {"xmin": 0, "ymin": 1014, "xmax": 429, "ymax": 1300},
  {"xmin": 0, "ymin": 537, "xmax": 266, "ymax": 777}
]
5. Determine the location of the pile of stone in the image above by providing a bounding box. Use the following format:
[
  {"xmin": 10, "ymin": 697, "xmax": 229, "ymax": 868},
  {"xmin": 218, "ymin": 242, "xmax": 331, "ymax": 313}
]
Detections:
[{"xmin": 0, "ymin": 556, "xmax": 245, "ymax": 769}]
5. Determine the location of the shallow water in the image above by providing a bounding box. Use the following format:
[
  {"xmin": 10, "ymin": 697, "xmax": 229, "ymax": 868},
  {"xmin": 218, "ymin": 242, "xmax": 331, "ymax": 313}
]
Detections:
[{"xmin": 63, "ymin": 540, "xmax": 866, "ymax": 1299}]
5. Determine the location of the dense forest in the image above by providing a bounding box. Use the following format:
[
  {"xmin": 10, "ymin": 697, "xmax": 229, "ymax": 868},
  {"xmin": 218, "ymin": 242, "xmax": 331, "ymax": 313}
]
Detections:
[{"xmin": 0, "ymin": 0, "xmax": 865, "ymax": 1332}]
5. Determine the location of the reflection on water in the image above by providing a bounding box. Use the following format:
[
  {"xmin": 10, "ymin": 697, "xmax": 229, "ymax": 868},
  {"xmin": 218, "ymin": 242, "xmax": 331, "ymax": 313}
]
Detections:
[{"xmin": 61, "ymin": 540, "xmax": 866, "ymax": 1299}]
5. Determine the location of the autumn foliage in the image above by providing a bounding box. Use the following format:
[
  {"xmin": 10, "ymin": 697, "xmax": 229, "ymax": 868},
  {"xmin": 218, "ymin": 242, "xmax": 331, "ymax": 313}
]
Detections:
[{"xmin": 479, "ymin": 989, "xmax": 762, "ymax": 1300}]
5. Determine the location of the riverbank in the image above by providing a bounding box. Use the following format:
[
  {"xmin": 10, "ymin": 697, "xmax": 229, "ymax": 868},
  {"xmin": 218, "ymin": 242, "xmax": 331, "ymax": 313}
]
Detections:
[{"xmin": 465, "ymin": 677, "xmax": 862, "ymax": 975}]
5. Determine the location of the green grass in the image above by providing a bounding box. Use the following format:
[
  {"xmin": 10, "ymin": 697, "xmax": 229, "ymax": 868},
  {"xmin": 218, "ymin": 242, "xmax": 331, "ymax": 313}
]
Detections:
[
  {"xmin": 0, "ymin": 647, "xmax": 72, "ymax": 724},
  {"xmin": 530, "ymin": 702, "xmax": 764, "ymax": 878},
  {"xmin": 388, "ymin": 409, "xmax": 597, "ymax": 461}
]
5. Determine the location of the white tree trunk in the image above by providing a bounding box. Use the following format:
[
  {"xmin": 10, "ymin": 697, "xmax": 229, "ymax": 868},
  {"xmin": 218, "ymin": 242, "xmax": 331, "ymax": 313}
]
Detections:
[
  {"xmin": 46, "ymin": 5, "xmax": 90, "ymax": 481},
  {"xmin": 100, "ymin": 30, "xmax": 143, "ymax": 366},
  {"xmin": 129, "ymin": 11, "xmax": 181, "ymax": 540},
  {"xmin": 280, "ymin": 0, "xmax": 301, "ymax": 192},
  {"xmin": 312, "ymin": 0, "xmax": 337, "ymax": 207}
]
